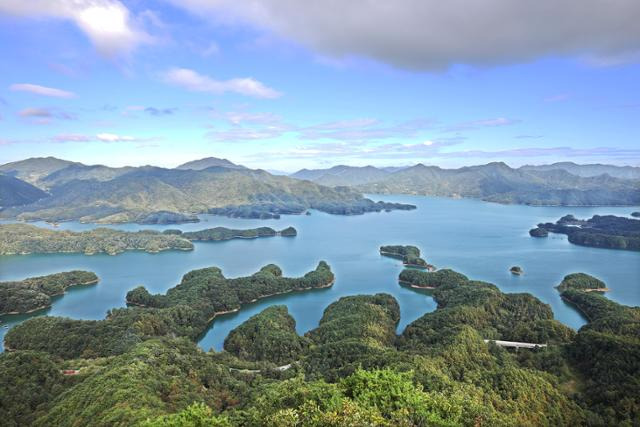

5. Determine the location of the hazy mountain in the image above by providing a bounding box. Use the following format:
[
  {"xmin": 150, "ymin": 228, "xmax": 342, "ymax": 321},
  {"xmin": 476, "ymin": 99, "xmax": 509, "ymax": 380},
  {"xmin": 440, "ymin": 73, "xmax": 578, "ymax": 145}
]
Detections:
[
  {"xmin": 520, "ymin": 162, "xmax": 640, "ymax": 180},
  {"xmin": 176, "ymin": 157, "xmax": 247, "ymax": 170},
  {"xmin": 40, "ymin": 164, "xmax": 135, "ymax": 188},
  {"xmin": 0, "ymin": 157, "xmax": 79, "ymax": 187},
  {"xmin": 1, "ymin": 163, "xmax": 413, "ymax": 223},
  {"xmin": 291, "ymin": 165, "xmax": 392, "ymax": 186},
  {"xmin": 355, "ymin": 162, "xmax": 640, "ymax": 206},
  {"xmin": 0, "ymin": 174, "xmax": 48, "ymax": 208},
  {"xmin": 289, "ymin": 161, "xmax": 640, "ymax": 206}
]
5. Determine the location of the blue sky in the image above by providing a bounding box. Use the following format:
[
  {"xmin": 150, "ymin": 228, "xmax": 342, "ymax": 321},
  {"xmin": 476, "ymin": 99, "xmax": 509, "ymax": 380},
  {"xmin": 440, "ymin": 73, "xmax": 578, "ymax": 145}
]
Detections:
[{"xmin": 0, "ymin": 1, "xmax": 639, "ymax": 171}]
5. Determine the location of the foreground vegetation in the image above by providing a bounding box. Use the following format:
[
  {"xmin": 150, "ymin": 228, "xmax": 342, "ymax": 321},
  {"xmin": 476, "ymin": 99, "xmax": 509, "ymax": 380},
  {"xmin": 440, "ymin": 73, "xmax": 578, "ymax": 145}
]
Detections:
[
  {"xmin": 0, "ymin": 271, "xmax": 98, "ymax": 315},
  {"xmin": 531, "ymin": 214, "xmax": 640, "ymax": 251},
  {"xmin": 0, "ymin": 224, "xmax": 297, "ymax": 256},
  {"xmin": 1, "ymin": 261, "xmax": 637, "ymax": 426}
]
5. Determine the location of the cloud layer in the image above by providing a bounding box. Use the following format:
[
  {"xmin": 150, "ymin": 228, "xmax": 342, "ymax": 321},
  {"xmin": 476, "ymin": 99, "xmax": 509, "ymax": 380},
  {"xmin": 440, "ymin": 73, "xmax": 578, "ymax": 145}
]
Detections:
[
  {"xmin": 173, "ymin": 0, "xmax": 640, "ymax": 70},
  {"xmin": 0, "ymin": 0, "xmax": 151, "ymax": 57}
]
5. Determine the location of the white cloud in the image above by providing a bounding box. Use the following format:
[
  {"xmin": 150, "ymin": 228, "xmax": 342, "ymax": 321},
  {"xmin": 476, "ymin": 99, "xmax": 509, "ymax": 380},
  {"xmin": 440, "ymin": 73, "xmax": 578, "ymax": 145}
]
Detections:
[
  {"xmin": 0, "ymin": 0, "xmax": 152, "ymax": 57},
  {"xmin": 96, "ymin": 133, "xmax": 137, "ymax": 142},
  {"xmin": 10, "ymin": 83, "xmax": 75, "ymax": 98},
  {"xmin": 162, "ymin": 68, "xmax": 281, "ymax": 99},
  {"xmin": 171, "ymin": 0, "xmax": 640, "ymax": 70}
]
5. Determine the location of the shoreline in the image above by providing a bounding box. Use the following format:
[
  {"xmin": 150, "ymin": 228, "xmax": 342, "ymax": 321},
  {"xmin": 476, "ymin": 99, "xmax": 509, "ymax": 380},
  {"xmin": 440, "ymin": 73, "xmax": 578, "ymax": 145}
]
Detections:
[
  {"xmin": 398, "ymin": 279, "xmax": 436, "ymax": 290},
  {"xmin": 207, "ymin": 278, "xmax": 336, "ymax": 323},
  {"xmin": 0, "ymin": 277, "xmax": 99, "ymax": 316}
]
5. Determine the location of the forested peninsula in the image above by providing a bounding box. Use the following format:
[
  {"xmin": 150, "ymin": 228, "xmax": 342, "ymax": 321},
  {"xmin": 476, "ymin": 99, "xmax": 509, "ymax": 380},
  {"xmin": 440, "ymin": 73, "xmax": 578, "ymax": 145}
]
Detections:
[
  {"xmin": 530, "ymin": 214, "xmax": 640, "ymax": 251},
  {"xmin": 1, "ymin": 261, "xmax": 638, "ymax": 425},
  {"xmin": 0, "ymin": 271, "xmax": 98, "ymax": 315},
  {"xmin": 0, "ymin": 224, "xmax": 297, "ymax": 256}
]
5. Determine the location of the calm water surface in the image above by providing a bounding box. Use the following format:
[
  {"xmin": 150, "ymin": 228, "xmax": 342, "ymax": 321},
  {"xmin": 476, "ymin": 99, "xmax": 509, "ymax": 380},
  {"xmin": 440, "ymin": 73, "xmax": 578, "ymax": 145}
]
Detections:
[{"xmin": 1, "ymin": 195, "xmax": 638, "ymax": 352}]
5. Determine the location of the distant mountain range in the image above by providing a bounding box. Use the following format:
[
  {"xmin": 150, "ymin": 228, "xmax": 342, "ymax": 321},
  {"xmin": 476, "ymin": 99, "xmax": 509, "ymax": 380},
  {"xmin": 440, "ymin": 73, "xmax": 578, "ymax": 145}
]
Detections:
[
  {"xmin": 520, "ymin": 162, "xmax": 640, "ymax": 180},
  {"xmin": 1, "ymin": 157, "xmax": 638, "ymax": 224},
  {"xmin": 0, "ymin": 157, "xmax": 414, "ymax": 223},
  {"xmin": 291, "ymin": 162, "xmax": 640, "ymax": 206}
]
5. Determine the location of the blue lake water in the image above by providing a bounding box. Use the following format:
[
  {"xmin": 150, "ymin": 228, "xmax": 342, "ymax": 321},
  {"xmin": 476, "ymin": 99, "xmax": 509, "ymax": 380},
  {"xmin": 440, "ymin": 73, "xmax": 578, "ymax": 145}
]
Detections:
[{"xmin": 1, "ymin": 195, "xmax": 638, "ymax": 352}]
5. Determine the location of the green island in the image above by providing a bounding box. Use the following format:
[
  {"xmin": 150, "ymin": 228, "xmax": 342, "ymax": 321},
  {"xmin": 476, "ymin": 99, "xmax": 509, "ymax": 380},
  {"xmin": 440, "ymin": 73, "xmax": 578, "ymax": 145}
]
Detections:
[
  {"xmin": 0, "ymin": 271, "xmax": 98, "ymax": 315},
  {"xmin": 380, "ymin": 245, "xmax": 435, "ymax": 269},
  {"xmin": 530, "ymin": 214, "xmax": 640, "ymax": 251},
  {"xmin": 556, "ymin": 272, "xmax": 610, "ymax": 293},
  {"xmin": 510, "ymin": 265, "xmax": 523, "ymax": 275},
  {"xmin": 173, "ymin": 226, "xmax": 297, "ymax": 240},
  {"xmin": 1, "ymin": 263, "xmax": 638, "ymax": 426},
  {"xmin": 0, "ymin": 224, "xmax": 297, "ymax": 256}
]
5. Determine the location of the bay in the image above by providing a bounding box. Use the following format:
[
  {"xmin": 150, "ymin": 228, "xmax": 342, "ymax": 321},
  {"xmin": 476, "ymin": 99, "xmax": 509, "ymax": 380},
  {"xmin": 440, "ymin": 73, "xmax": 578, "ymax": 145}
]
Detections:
[{"xmin": 1, "ymin": 195, "xmax": 638, "ymax": 352}]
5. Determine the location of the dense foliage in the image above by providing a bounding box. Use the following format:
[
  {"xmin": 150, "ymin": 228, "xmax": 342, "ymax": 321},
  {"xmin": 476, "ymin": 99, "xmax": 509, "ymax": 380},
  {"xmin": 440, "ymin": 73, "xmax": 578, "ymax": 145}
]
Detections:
[
  {"xmin": 556, "ymin": 272, "xmax": 607, "ymax": 292},
  {"xmin": 560, "ymin": 283, "xmax": 640, "ymax": 425},
  {"xmin": 399, "ymin": 268, "xmax": 468, "ymax": 289},
  {"xmin": 535, "ymin": 214, "xmax": 640, "ymax": 251},
  {"xmin": 224, "ymin": 306, "xmax": 310, "ymax": 365},
  {"xmin": 5, "ymin": 262, "xmax": 333, "ymax": 358},
  {"xmin": 2, "ymin": 263, "xmax": 639, "ymax": 426},
  {"xmin": 380, "ymin": 245, "xmax": 432, "ymax": 268},
  {"xmin": 0, "ymin": 270, "xmax": 98, "ymax": 315}
]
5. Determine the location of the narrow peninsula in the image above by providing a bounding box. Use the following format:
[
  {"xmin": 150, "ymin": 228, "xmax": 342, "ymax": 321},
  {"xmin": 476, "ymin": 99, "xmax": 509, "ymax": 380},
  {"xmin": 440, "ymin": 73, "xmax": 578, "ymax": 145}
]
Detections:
[
  {"xmin": 0, "ymin": 271, "xmax": 98, "ymax": 315},
  {"xmin": 380, "ymin": 245, "xmax": 435, "ymax": 270}
]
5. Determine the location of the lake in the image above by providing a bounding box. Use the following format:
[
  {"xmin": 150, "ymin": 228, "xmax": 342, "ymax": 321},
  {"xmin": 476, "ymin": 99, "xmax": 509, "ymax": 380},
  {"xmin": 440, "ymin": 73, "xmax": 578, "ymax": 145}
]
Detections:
[{"xmin": 1, "ymin": 195, "xmax": 638, "ymax": 352}]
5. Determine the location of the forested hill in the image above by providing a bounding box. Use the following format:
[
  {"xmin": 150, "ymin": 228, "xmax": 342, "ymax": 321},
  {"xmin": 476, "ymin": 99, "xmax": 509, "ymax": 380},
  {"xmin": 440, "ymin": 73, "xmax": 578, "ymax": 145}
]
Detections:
[
  {"xmin": 291, "ymin": 162, "xmax": 640, "ymax": 206},
  {"xmin": 0, "ymin": 157, "xmax": 415, "ymax": 223},
  {"xmin": 2, "ymin": 265, "xmax": 637, "ymax": 425}
]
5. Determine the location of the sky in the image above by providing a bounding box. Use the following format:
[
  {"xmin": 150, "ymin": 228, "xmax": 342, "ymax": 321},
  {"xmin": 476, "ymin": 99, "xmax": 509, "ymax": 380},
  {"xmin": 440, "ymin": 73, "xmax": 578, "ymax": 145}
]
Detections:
[{"xmin": 0, "ymin": 0, "xmax": 639, "ymax": 172}]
